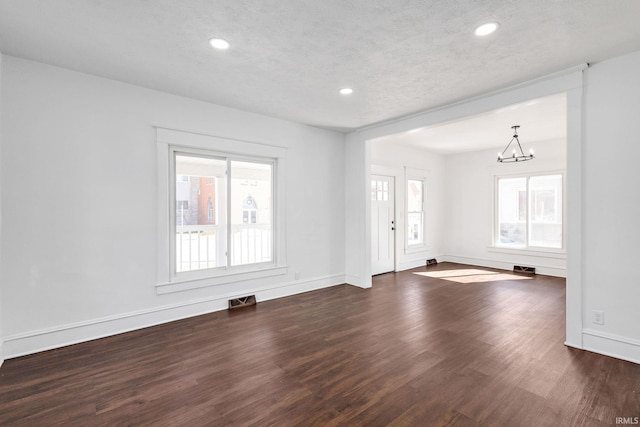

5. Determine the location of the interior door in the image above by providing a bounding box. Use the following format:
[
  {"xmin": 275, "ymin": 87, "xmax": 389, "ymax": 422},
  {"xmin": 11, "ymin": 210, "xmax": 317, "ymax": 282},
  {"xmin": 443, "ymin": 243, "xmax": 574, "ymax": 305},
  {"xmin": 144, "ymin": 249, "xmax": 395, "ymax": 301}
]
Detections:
[{"xmin": 371, "ymin": 175, "xmax": 395, "ymax": 275}]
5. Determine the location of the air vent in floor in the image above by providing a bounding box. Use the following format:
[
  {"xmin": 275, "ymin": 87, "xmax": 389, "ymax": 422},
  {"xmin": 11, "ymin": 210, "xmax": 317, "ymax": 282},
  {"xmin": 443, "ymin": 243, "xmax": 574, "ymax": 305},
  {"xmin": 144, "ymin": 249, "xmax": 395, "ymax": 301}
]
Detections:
[
  {"xmin": 426, "ymin": 258, "xmax": 438, "ymax": 266},
  {"xmin": 513, "ymin": 265, "xmax": 536, "ymax": 274},
  {"xmin": 228, "ymin": 295, "xmax": 256, "ymax": 310}
]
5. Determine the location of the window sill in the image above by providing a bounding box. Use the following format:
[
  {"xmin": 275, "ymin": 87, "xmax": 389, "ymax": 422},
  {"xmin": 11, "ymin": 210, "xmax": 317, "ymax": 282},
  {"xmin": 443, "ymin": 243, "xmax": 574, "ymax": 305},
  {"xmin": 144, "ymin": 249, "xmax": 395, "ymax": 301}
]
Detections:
[
  {"xmin": 487, "ymin": 246, "xmax": 566, "ymax": 259},
  {"xmin": 156, "ymin": 265, "xmax": 288, "ymax": 295},
  {"xmin": 405, "ymin": 245, "xmax": 431, "ymax": 255}
]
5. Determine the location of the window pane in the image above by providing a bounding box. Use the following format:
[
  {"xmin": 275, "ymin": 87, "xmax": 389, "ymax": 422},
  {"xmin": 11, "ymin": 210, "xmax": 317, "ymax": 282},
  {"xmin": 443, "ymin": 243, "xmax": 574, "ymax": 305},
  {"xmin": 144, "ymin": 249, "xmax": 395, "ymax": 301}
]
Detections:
[
  {"xmin": 518, "ymin": 190, "xmax": 526, "ymax": 221},
  {"xmin": 230, "ymin": 160, "xmax": 273, "ymax": 266},
  {"xmin": 498, "ymin": 177, "xmax": 527, "ymax": 246},
  {"xmin": 407, "ymin": 212, "xmax": 423, "ymax": 245},
  {"xmin": 407, "ymin": 179, "xmax": 424, "ymax": 245},
  {"xmin": 529, "ymin": 175, "xmax": 562, "ymax": 248},
  {"xmin": 407, "ymin": 180, "xmax": 423, "ymax": 212},
  {"xmin": 175, "ymin": 154, "xmax": 227, "ymax": 272}
]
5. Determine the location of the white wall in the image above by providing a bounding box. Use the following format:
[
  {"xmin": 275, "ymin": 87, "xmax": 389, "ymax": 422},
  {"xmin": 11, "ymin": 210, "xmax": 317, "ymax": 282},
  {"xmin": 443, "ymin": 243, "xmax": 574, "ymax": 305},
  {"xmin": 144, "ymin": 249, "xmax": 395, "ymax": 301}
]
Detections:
[
  {"xmin": 443, "ymin": 139, "xmax": 567, "ymax": 277},
  {"xmin": 4, "ymin": 48, "xmax": 640, "ymax": 365},
  {"xmin": 581, "ymin": 50, "xmax": 640, "ymax": 362},
  {"xmin": 0, "ymin": 53, "xmax": 4, "ymax": 366},
  {"xmin": 344, "ymin": 134, "xmax": 371, "ymax": 288},
  {"xmin": 0, "ymin": 56, "xmax": 346, "ymax": 357},
  {"xmin": 370, "ymin": 142, "xmax": 445, "ymax": 271}
]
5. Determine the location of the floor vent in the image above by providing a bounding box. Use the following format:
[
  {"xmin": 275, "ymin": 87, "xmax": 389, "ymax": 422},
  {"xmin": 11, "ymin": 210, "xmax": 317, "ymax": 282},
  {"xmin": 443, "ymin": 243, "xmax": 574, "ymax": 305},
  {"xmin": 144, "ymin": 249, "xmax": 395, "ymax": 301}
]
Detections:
[
  {"xmin": 426, "ymin": 258, "xmax": 438, "ymax": 266},
  {"xmin": 228, "ymin": 295, "xmax": 256, "ymax": 310},
  {"xmin": 514, "ymin": 265, "xmax": 536, "ymax": 274}
]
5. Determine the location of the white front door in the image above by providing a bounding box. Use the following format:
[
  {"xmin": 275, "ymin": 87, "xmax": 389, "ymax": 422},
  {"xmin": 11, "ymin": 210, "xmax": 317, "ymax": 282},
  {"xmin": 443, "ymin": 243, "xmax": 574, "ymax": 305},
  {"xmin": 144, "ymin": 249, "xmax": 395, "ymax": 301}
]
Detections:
[{"xmin": 371, "ymin": 175, "xmax": 395, "ymax": 275}]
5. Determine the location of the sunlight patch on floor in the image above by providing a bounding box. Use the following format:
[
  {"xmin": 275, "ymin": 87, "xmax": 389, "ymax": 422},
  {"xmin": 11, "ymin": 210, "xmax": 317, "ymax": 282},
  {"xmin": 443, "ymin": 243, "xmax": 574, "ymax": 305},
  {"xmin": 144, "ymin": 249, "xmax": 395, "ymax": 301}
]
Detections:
[{"xmin": 413, "ymin": 269, "xmax": 532, "ymax": 283}]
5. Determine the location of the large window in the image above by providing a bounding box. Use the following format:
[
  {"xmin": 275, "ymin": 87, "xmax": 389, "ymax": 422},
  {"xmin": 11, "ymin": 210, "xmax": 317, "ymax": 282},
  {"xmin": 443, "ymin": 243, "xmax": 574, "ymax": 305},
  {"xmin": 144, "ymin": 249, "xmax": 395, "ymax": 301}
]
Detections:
[
  {"xmin": 156, "ymin": 128, "xmax": 287, "ymax": 294},
  {"xmin": 496, "ymin": 173, "xmax": 563, "ymax": 249},
  {"xmin": 172, "ymin": 150, "xmax": 274, "ymax": 275},
  {"xmin": 407, "ymin": 178, "xmax": 425, "ymax": 247}
]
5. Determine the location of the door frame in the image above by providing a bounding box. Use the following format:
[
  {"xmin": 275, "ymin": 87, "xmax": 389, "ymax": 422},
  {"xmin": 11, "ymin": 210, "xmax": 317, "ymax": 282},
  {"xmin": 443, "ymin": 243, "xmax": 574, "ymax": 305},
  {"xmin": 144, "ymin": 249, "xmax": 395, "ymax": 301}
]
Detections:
[{"xmin": 371, "ymin": 165, "xmax": 401, "ymax": 274}]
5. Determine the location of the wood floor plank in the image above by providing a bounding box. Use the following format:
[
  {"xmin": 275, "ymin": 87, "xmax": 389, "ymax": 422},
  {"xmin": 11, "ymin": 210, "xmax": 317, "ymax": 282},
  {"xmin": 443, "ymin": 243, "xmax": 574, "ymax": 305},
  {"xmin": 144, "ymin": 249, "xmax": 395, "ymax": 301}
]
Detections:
[{"xmin": 1, "ymin": 262, "xmax": 639, "ymax": 426}]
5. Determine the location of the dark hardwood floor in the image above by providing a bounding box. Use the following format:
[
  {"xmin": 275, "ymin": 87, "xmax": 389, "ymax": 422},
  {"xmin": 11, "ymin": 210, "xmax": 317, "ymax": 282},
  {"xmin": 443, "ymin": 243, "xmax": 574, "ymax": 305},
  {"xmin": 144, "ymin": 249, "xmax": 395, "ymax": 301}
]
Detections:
[{"xmin": 1, "ymin": 262, "xmax": 639, "ymax": 426}]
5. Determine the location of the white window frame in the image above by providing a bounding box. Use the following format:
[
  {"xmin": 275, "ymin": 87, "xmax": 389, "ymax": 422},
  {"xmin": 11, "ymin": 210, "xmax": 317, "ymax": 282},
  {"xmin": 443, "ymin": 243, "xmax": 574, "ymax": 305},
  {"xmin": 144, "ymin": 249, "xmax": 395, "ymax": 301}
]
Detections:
[
  {"xmin": 155, "ymin": 128, "xmax": 287, "ymax": 294},
  {"xmin": 404, "ymin": 176, "xmax": 427, "ymax": 250},
  {"xmin": 492, "ymin": 170, "xmax": 566, "ymax": 254},
  {"xmin": 170, "ymin": 147, "xmax": 276, "ymax": 277},
  {"xmin": 405, "ymin": 170, "xmax": 427, "ymax": 252}
]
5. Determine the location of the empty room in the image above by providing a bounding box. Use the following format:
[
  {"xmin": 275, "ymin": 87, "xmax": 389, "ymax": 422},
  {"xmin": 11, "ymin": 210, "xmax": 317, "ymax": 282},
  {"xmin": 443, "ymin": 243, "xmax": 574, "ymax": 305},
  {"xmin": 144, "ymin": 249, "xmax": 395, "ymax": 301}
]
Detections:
[{"xmin": 1, "ymin": 1, "xmax": 639, "ymax": 425}]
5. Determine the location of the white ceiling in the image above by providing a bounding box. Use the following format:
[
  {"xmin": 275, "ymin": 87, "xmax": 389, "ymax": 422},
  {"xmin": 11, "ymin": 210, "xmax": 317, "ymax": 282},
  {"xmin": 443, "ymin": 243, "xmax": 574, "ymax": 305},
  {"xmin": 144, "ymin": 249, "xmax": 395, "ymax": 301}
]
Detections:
[
  {"xmin": 372, "ymin": 92, "xmax": 567, "ymax": 154},
  {"xmin": 1, "ymin": 1, "xmax": 640, "ymax": 132}
]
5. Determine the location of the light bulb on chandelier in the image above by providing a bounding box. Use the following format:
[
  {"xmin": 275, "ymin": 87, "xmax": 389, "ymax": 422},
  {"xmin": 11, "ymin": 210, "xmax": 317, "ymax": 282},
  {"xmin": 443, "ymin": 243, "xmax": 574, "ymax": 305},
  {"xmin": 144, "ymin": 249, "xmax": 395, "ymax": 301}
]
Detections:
[{"xmin": 497, "ymin": 125, "xmax": 534, "ymax": 163}]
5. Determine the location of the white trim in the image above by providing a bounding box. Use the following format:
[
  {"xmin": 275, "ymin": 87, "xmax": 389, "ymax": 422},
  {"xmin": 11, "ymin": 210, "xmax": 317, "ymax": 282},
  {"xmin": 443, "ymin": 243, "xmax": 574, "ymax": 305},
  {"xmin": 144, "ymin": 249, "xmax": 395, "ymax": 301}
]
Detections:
[
  {"xmin": 487, "ymin": 246, "xmax": 566, "ymax": 259},
  {"xmin": 156, "ymin": 266, "xmax": 288, "ymax": 294},
  {"xmin": 156, "ymin": 127, "xmax": 288, "ymax": 155},
  {"xmin": 405, "ymin": 170, "xmax": 427, "ymax": 250},
  {"xmin": 345, "ymin": 274, "xmax": 371, "ymax": 288},
  {"xmin": 356, "ymin": 64, "xmax": 588, "ymax": 135},
  {"xmin": 405, "ymin": 245, "xmax": 432, "ymax": 255},
  {"xmin": 370, "ymin": 164, "xmax": 403, "ymax": 177},
  {"xmin": 440, "ymin": 255, "xmax": 566, "ymax": 278},
  {"xmin": 397, "ymin": 257, "xmax": 433, "ymax": 272},
  {"xmin": 157, "ymin": 140, "xmax": 171, "ymax": 283},
  {"xmin": 2, "ymin": 273, "xmax": 346, "ymax": 359},
  {"xmin": 156, "ymin": 127, "xmax": 288, "ymax": 288},
  {"xmin": 565, "ymin": 78, "xmax": 585, "ymax": 349},
  {"xmin": 581, "ymin": 329, "xmax": 640, "ymax": 365}
]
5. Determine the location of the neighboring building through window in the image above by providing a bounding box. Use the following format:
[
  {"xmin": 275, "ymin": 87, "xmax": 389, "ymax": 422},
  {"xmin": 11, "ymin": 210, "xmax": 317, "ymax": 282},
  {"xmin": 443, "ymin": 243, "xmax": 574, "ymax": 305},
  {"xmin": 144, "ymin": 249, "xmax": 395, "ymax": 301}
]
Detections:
[
  {"xmin": 496, "ymin": 173, "xmax": 563, "ymax": 249},
  {"xmin": 243, "ymin": 196, "xmax": 257, "ymax": 224},
  {"xmin": 207, "ymin": 197, "xmax": 214, "ymax": 222}
]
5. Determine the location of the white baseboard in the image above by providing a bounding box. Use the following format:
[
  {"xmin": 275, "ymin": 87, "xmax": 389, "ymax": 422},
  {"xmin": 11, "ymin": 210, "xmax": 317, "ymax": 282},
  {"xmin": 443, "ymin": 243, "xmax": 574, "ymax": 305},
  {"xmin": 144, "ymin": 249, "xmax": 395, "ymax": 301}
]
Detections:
[
  {"xmin": 397, "ymin": 258, "xmax": 428, "ymax": 272},
  {"xmin": 582, "ymin": 329, "xmax": 640, "ymax": 365},
  {"xmin": 345, "ymin": 274, "xmax": 371, "ymax": 288},
  {"xmin": 2, "ymin": 273, "xmax": 346, "ymax": 360},
  {"xmin": 439, "ymin": 255, "xmax": 566, "ymax": 278}
]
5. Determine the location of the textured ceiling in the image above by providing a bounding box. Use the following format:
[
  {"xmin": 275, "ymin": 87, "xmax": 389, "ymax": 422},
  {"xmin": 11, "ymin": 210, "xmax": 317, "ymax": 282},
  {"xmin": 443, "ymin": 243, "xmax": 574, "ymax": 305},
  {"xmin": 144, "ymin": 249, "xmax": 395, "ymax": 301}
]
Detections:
[
  {"xmin": 1, "ymin": 0, "xmax": 640, "ymax": 131},
  {"xmin": 372, "ymin": 93, "xmax": 567, "ymax": 154}
]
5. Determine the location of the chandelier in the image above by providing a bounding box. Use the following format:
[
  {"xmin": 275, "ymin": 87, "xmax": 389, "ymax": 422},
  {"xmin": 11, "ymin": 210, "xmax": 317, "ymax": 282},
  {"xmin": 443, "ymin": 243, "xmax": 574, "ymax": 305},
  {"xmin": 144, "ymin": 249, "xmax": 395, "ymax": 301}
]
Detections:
[{"xmin": 497, "ymin": 125, "xmax": 534, "ymax": 163}]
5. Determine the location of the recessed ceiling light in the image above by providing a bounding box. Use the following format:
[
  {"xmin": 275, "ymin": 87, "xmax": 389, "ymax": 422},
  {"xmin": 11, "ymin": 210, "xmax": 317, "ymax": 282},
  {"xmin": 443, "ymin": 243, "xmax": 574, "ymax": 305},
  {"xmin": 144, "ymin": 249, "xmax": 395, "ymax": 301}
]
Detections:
[
  {"xmin": 209, "ymin": 38, "xmax": 230, "ymax": 50},
  {"xmin": 340, "ymin": 88, "xmax": 353, "ymax": 95},
  {"xmin": 474, "ymin": 22, "xmax": 498, "ymax": 36}
]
